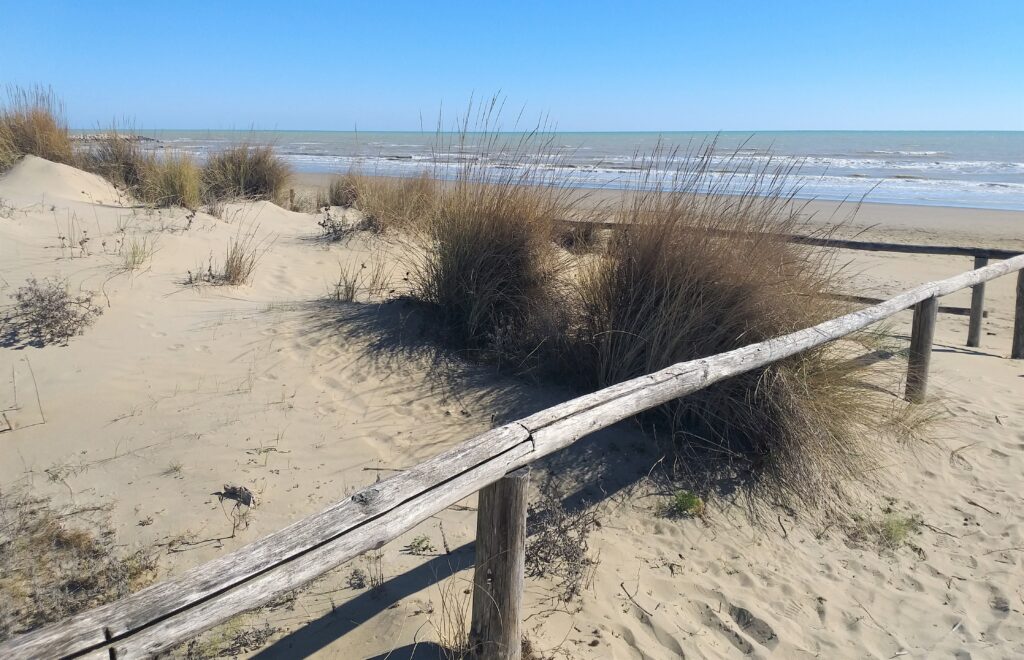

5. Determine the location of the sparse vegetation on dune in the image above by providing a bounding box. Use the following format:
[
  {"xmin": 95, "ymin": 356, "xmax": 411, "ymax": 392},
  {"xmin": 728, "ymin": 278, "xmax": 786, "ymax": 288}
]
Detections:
[
  {"xmin": 187, "ymin": 222, "xmax": 272, "ymax": 286},
  {"xmin": 0, "ymin": 490, "xmax": 157, "ymax": 641},
  {"xmin": 0, "ymin": 86, "xmax": 74, "ymax": 172},
  {"xmin": 202, "ymin": 144, "xmax": 292, "ymax": 203}
]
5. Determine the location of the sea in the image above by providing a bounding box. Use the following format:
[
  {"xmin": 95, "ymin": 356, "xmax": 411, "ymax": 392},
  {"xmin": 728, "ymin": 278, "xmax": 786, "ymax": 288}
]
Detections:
[{"xmin": 100, "ymin": 130, "xmax": 1024, "ymax": 211}]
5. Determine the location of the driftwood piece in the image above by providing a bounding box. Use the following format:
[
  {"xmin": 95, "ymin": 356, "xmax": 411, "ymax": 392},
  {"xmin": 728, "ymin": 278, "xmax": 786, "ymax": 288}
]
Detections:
[{"xmin": 4, "ymin": 253, "xmax": 1024, "ymax": 659}]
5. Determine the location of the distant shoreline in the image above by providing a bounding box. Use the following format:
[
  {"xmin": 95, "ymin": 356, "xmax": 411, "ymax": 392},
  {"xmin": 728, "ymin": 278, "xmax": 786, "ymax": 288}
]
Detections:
[{"xmin": 67, "ymin": 129, "xmax": 1024, "ymax": 212}]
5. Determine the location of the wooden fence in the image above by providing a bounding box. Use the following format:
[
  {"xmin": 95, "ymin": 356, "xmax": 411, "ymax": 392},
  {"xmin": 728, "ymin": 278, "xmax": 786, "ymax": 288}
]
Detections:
[{"xmin": 3, "ymin": 243, "xmax": 1024, "ymax": 659}]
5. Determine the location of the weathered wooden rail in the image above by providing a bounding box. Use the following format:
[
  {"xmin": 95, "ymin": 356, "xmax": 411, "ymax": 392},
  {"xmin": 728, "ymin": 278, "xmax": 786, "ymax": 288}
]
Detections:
[{"xmin": 3, "ymin": 252, "xmax": 1024, "ymax": 660}]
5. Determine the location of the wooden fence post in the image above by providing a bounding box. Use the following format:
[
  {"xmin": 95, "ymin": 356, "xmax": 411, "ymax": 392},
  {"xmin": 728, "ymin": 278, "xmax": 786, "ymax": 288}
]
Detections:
[
  {"xmin": 289, "ymin": 188, "xmax": 295, "ymax": 209},
  {"xmin": 1012, "ymin": 270, "xmax": 1024, "ymax": 359},
  {"xmin": 967, "ymin": 256, "xmax": 988, "ymax": 347},
  {"xmin": 470, "ymin": 468, "xmax": 529, "ymax": 660},
  {"xmin": 906, "ymin": 296, "xmax": 938, "ymax": 403}
]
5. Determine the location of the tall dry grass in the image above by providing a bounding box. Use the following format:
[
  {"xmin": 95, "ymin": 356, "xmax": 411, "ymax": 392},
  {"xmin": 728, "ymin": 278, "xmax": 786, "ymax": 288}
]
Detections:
[
  {"xmin": 202, "ymin": 144, "xmax": 291, "ymax": 202},
  {"xmin": 0, "ymin": 86, "xmax": 74, "ymax": 171},
  {"xmin": 81, "ymin": 127, "xmax": 202, "ymax": 208},
  {"xmin": 353, "ymin": 173, "xmax": 436, "ymax": 232},
  {"xmin": 403, "ymin": 108, "xmax": 923, "ymax": 512}
]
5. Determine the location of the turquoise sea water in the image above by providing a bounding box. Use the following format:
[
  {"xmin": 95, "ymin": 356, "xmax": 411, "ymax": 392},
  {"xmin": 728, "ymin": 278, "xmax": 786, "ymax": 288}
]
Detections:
[{"xmin": 82, "ymin": 130, "xmax": 1024, "ymax": 211}]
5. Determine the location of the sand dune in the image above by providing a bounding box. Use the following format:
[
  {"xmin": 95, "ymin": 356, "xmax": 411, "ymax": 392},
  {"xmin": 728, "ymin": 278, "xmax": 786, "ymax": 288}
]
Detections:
[{"xmin": 2, "ymin": 160, "xmax": 1023, "ymax": 658}]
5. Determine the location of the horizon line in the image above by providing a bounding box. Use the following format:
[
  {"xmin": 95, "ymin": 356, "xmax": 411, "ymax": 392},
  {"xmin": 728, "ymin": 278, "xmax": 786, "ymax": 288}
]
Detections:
[{"xmin": 68, "ymin": 127, "xmax": 1024, "ymax": 134}]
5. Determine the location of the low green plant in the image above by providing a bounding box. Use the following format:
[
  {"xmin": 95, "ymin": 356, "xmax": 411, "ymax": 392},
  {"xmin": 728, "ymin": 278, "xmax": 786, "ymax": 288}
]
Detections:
[
  {"xmin": 849, "ymin": 511, "xmax": 923, "ymax": 552},
  {"xmin": 662, "ymin": 490, "xmax": 705, "ymax": 518},
  {"xmin": 404, "ymin": 534, "xmax": 436, "ymax": 555}
]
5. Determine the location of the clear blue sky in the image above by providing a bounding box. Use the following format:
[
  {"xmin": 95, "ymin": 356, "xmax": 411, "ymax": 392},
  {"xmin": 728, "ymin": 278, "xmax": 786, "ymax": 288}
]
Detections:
[{"xmin": 3, "ymin": 0, "xmax": 1022, "ymax": 131}]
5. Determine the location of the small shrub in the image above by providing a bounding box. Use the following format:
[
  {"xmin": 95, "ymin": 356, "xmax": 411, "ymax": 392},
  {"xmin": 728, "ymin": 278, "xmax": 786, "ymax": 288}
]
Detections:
[
  {"xmin": 525, "ymin": 488, "xmax": 600, "ymax": 603},
  {"xmin": 563, "ymin": 142, "xmax": 916, "ymax": 514},
  {"xmin": 202, "ymin": 144, "xmax": 291, "ymax": 202},
  {"xmin": 317, "ymin": 207, "xmax": 348, "ymax": 241},
  {"xmin": 0, "ymin": 86, "xmax": 74, "ymax": 171},
  {"xmin": 661, "ymin": 490, "xmax": 705, "ymax": 518},
  {"xmin": 346, "ymin": 568, "xmax": 368, "ymax": 590},
  {"xmin": 1, "ymin": 278, "xmax": 102, "ymax": 347}
]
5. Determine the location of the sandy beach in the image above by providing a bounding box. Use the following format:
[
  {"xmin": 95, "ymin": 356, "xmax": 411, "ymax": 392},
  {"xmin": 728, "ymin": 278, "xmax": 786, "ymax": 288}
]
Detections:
[{"xmin": 0, "ymin": 156, "xmax": 1020, "ymax": 658}]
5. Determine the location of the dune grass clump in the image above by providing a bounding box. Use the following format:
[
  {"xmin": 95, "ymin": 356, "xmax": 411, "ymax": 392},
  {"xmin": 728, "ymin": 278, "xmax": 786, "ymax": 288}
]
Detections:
[
  {"xmin": 327, "ymin": 172, "xmax": 361, "ymax": 208},
  {"xmin": 415, "ymin": 178, "xmax": 564, "ymax": 363},
  {"xmin": 563, "ymin": 143, "xmax": 913, "ymax": 513},
  {"xmin": 222, "ymin": 222, "xmax": 271, "ymax": 285},
  {"xmin": 0, "ymin": 86, "xmax": 74, "ymax": 172},
  {"xmin": 83, "ymin": 130, "xmax": 200, "ymax": 208},
  {"xmin": 138, "ymin": 151, "xmax": 201, "ymax": 208},
  {"xmin": 81, "ymin": 127, "xmax": 150, "ymax": 191},
  {"xmin": 353, "ymin": 173, "xmax": 436, "ymax": 232},
  {"xmin": 202, "ymin": 144, "xmax": 291, "ymax": 202},
  {"xmin": 0, "ymin": 491, "xmax": 157, "ymax": 640},
  {"xmin": 411, "ymin": 105, "xmax": 577, "ymax": 365}
]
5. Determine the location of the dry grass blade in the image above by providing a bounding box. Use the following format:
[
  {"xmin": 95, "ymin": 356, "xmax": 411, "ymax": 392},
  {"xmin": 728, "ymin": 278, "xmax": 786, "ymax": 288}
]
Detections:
[
  {"xmin": 222, "ymin": 222, "xmax": 273, "ymax": 285},
  {"xmin": 118, "ymin": 234, "xmax": 158, "ymax": 272}
]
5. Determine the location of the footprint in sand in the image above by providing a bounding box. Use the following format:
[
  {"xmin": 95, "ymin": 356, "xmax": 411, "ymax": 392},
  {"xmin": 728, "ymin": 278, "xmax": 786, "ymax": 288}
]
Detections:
[
  {"xmin": 728, "ymin": 604, "xmax": 779, "ymax": 649},
  {"xmin": 697, "ymin": 602, "xmax": 754, "ymax": 655}
]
